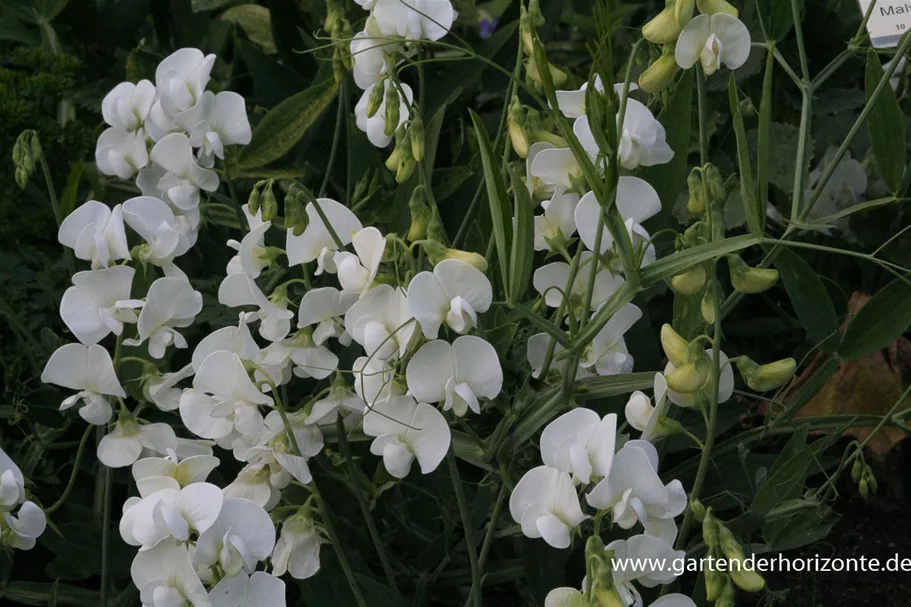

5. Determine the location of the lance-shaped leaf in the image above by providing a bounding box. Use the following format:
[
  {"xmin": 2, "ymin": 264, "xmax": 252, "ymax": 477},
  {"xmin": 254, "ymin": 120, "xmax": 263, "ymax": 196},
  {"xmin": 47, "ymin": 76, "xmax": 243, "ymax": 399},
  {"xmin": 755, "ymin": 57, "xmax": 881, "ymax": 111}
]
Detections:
[
  {"xmin": 865, "ymin": 48, "xmax": 906, "ymax": 194},
  {"xmin": 470, "ymin": 109, "xmax": 511, "ymax": 293},
  {"xmin": 729, "ymin": 74, "xmax": 762, "ymax": 238}
]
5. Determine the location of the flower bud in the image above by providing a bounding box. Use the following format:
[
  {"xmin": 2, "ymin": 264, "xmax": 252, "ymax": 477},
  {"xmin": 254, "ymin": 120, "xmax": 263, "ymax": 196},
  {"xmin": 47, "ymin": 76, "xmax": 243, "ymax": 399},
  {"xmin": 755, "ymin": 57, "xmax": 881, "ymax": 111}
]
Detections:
[
  {"xmin": 686, "ymin": 167, "xmax": 706, "ymax": 214},
  {"xmin": 665, "ymin": 360, "xmax": 709, "ymax": 393},
  {"xmin": 407, "ymin": 186, "xmax": 432, "ymax": 242},
  {"xmin": 525, "ymin": 57, "xmax": 568, "ymax": 88},
  {"xmin": 409, "ymin": 118, "xmax": 425, "ymax": 162},
  {"xmin": 642, "ymin": 7, "xmax": 682, "ymax": 44},
  {"xmin": 260, "ymin": 181, "xmax": 278, "ymax": 222},
  {"xmin": 660, "ymin": 324, "xmax": 690, "ymax": 366},
  {"xmin": 367, "ymin": 80, "xmax": 385, "ymax": 118},
  {"xmin": 385, "ymin": 146, "xmax": 403, "ymax": 172},
  {"xmin": 426, "ymin": 206, "xmax": 445, "ymax": 243},
  {"xmin": 12, "ymin": 130, "xmax": 40, "ymax": 189},
  {"xmin": 247, "ymin": 184, "xmax": 262, "ymax": 215},
  {"xmin": 701, "ymin": 286, "xmax": 716, "ymax": 324},
  {"xmin": 674, "ymin": 0, "xmax": 696, "ymax": 26},
  {"xmin": 728, "ymin": 255, "xmax": 779, "ymax": 294},
  {"xmin": 704, "ymin": 563, "xmax": 725, "ymax": 601},
  {"xmin": 384, "ymin": 84, "xmax": 401, "ymax": 137},
  {"xmin": 716, "ymin": 578, "xmax": 737, "ymax": 607},
  {"xmin": 734, "ymin": 356, "xmax": 796, "ymax": 392},
  {"xmin": 671, "ymin": 264, "xmax": 706, "ymax": 295},
  {"xmin": 324, "ymin": 0, "xmax": 343, "ymax": 31},
  {"xmin": 508, "ymin": 98, "xmax": 530, "ymax": 158},
  {"xmin": 690, "ymin": 499, "xmax": 707, "ymax": 521},
  {"xmin": 696, "ymin": 0, "xmax": 739, "ymax": 17},
  {"xmin": 638, "ymin": 53, "xmax": 679, "ymax": 94},
  {"xmin": 285, "ymin": 191, "xmax": 309, "ymax": 236},
  {"xmin": 594, "ymin": 588, "xmax": 625, "ymax": 607},
  {"xmin": 702, "ymin": 508, "xmax": 719, "ymax": 548},
  {"xmin": 421, "ymin": 241, "xmax": 489, "ymax": 272},
  {"xmin": 851, "ymin": 457, "xmax": 864, "ymax": 483},
  {"xmin": 395, "ymin": 154, "xmax": 416, "ymax": 184},
  {"xmin": 703, "ymin": 163, "xmax": 725, "ymax": 207}
]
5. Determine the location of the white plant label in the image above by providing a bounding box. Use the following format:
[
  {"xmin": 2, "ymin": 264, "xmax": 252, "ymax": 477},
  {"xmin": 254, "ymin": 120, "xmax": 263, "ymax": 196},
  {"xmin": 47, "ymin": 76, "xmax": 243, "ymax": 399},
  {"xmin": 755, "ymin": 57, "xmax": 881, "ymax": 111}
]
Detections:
[{"xmin": 859, "ymin": 1, "xmax": 911, "ymax": 48}]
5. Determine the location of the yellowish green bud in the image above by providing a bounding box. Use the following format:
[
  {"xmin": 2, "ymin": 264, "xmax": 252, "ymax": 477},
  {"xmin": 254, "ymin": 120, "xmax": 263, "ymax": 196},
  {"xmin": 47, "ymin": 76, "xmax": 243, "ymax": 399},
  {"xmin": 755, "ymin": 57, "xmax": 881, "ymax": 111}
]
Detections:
[
  {"xmin": 728, "ymin": 255, "xmax": 779, "ymax": 294},
  {"xmin": 704, "ymin": 563, "xmax": 726, "ymax": 602},
  {"xmin": 696, "ymin": 0, "xmax": 739, "ymax": 17},
  {"xmin": 671, "ymin": 264, "xmax": 706, "ymax": 295},
  {"xmin": 421, "ymin": 241, "xmax": 489, "ymax": 272},
  {"xmin": 690, "ymin": 499, "xmax": 707, "ymax": 521},
  {"xmin": 385, "ymin": 146, "xmax": 403, "ymax": 172},
  {"xmin": 247, "ymin": 184, "xmax": 262, "ymax": 215},
  {"xmin": 734, "ymin": 356, "xmax": 796, "ymax": 392},
  {"xmin": 665, "ymin": 356, "xmax": 710, "ymax": 393},
  {"xmin": 508, "ymin": 98, "xmax": 529, "ymax": 158},
  {"xmin": 703, "ymin": 163, "xmax": 725, "ymax": 206},
  {"xmin": 396, "ymin": 155, "xmax": 417, "ymax": 184},
  {"xmin": 729, "ymin": 564, "xmax": 765, "ymax": 593},
  {"xmin": 525, "ymin": 57, "xmax": 568, "ymax": 88},
  {"xmin": 409, "ymin": 118, "xmax": 425, "ymax": 162},
  {"xmin": 701, "ymin": 282, "xmax": 716, "ymax": 324},
  {"xmin": 260, "ymin": 181, "xmax": 278, "ymax": 222},
  {"xmin": 851, "ymin": 457, "xmax": 864, "ymax": 483},
  {"xmin": 638, "ymin": 53, "xmax": 679, "ymax": 94},
  {"xmin": 686, "ymin": 167, "xmax": 706, "ymax": 214},
  {"xmin": 660, "ymin": 324, "xmax": 690, "ymax": 366},
  {"xmin": 674, "ymin": 0, "xmax": 696, "ymax": 26},
  {"xmin": 716, "ymin": 577, "xmax": 737, "ymax": 607},
  {"xmin": 594, "ymin": 588, "xmax": 625, "ymax": 607},
  {"xmin": 384, "ymin": 84, "xmax": 401, "ymax": 137},
  {"xmin": 367, "ymin": 80, "xmax": 385, "ymax": 118},
  {"xmin": 642, "ymin": 7, "xmax": 682, "ymax": 44},
  {"xmin": 284, "ymin": 189, "xmax": 309, "ymax": 236},
  {"xmin": 407, "ymin": 186, "xmax": 432, "ymax": 242}
]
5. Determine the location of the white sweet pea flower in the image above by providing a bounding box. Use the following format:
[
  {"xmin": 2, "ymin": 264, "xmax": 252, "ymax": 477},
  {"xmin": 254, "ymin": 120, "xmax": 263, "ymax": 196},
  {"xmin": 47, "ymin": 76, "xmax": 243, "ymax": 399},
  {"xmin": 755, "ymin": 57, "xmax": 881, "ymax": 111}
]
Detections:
[
  {"xmin": 407, "ymin": 259, "xmax": 493, "ymax": 339},
  {"xmin": 41, "ymin": 343, "xmax": 125, "ymax": 425},
  {"xmin": 533, "ymin": 252, "xmax": 626, "ymax": 315},
  {"xmin": 179, "ymin": 350, "xmax": 274, "ymax": 442},
  {"xmin": 143, "ymin": 368, "xmax": 191, "ymax": 413},
  {"xmin": 236, "ymin": 409, "xmax": 322, "ymax": 486},
  {"xmin": 132, "ymin": 451, "xmax": 220, "ymax": 497},
  {"xmin": 580, "ymin": 303, "xmax": 642, "ymax": 376},
  {"xmin": 209, "ymin": 571, "xmax": 285, "ymax": 607},
  {"xmin": 175, "ymin": 90, "xmax": 251, "ymax": 162},
  {"xmin": 257, "ymin": 330, "xmax": 339, "ymax": 381},
  {"xmin": 554, "ymin": 77, "xmax": 639, "ymax": 119},
  {"xmin": 406, "ymin": 336, "xmax": 503, "ymax": 416},
  {"xmin": 625, "ymin": 373, "xmax": 670, "ymax": 442},
  {"xmin": 58, "ymin": 201, "xmax": 130, "ymax": 270},
  {"xmin": 306, "ymin": 382, "xmax": 366, "ymax": 427},
  {"xmin": 574, "ymin": 177, "xmax": 662, "ymax": 256},
  {"xmin": 534, "ymin": 189, "xmax": 579, "ymax": 252},
  {"xmin": 540, "ymin": 409, "xmax": 617, "ymax": 485},
  {"xmin": 150, "ymin": 133, "xmax": 220, "ymax": 211},
  {"xmin": 586, "ymin": 441, "xmax": 687, "ymax": 546},
  {"xmin": 545, "ymin": 585, "xmax": 695, "ymax": 607},
  {"xmin": 123, "ymin": 196, "xmax": 193, "ymax": 269},
  {"xmin": 218, "ymin": 272, "xmax": 294, "ymax": 342},
  {"xmin": 223, "ymin": 463, "xmax": 282, "ymax": 510},
  {"xmin": 272, "ymin": 509, "xmax": 323, "ymax": 579},
  {"xmin": 335, "ymin": 226, "xmax": 386, "ymax": 296},
  {"xmin": 574, "ymin": 99, "xmax": 673, "ymax": 170},
  {"xmin": 286, "ymin": 198, "xmax": 362, "ymax": 271},
  {"xmin": 362, "ymin": 395, "xmax": 451, "ymax": 478},
  {"xmin": 355, "ymin": 80, "xmax": 413, "ymax": 147},
  {"xmin": 119, "ymin": 482, "xmax": 223, "ymax": 547},
  {"xmin": 351, "ymin": 18, "xmax": 403, "ymax": 89},
  {"xmin": 372, "ymin": 0, "xmax": 455, "ymax": 41},
  {"xmin": 227, "ymin": 221, "xmax": 273, "ymax": 277},
  {"xmin": 526, "ymin": 333, "xmax": 594, "ymax": 380},
  {"xmin": 297, "ymin": 287, "xmax": 353, "ymax": 345},
  {"xmin": 60, "ymin": 266, "xmax": 143, "ymax": 345},
  {"xmin": 526, "ymin": 141, "xmax": 556, "ymax": 199},
  {"xmin": 96, "ymin": 127, "xmax": 150, "ymax": 179},
  {"xmin": 0, "ymin": 448, "xmax": 24, "ymax": 511},
  {"xmin": 529, "ymin": 147, "xmax": 583, "ymax": 192},
  {"xmin": 608, "ymin": 534, "xmax": 686, "ymax": 593},
  {"xmin": 155, "ymin": 47, "xmax": 217, "ymax": 119},
  {"xmin": 2, "ymin": 501, "xmax": 46, "ymax": 550},
  {"xmin": 194, "ymin": 498, "xmax": 276, "ymax": 580},
  {"xmin": 97, "ymin": 414, "xmax": 178, "ymax": 468},
  {"xmin": 192, "ymin": 316, "xmax": 260, "ymax": 371},
  {"xmin": 125, "ymin": 276, "xmax": 203, "ymax": 359},
  {"xmin": 102, "ymin": 80, "xmax": 156, "ymax": 131},
  {"xmin": 352, "ymin": 356, "xmax": 403, "ymax": 406},
  {"xmin": 675, "ymin": 13, "xmax": 751, "ymax": 75},
  {"xmin": 509, "ymin": 465, "xmax": 587, "ymax": 549},
  {"xmin": 664, "ymin": 348, "xmax": 734, "ymax": 407},
  {"xmin": 345, "ymin": 285, "xmax": 416, "ymax": 360},
  {"xmin": 130, "ymin": 540, "xmax": 209, "ymax": 607}
]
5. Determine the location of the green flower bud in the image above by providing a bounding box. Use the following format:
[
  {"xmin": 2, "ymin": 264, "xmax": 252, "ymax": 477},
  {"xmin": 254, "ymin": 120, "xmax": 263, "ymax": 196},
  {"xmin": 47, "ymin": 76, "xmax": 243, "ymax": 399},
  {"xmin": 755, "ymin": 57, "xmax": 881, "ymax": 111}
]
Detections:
[
  {"xmin": 735, "ymin": 356, "xmax": 796, "ymax": 392},
  {"xmin": 643, "ymin": 7, "xmax": 682, "ymax": 44},
  {"xmin": 261, "ymin": 181, "xmax": 278, "ymax": 222},
  {"xmin": 12, "ymin": 130, "xmax": 41, "ymax": 189},
  {"xmin": 703, "ymin": 163, "xmax": 725, "ymax": 207},
  {"xmin": 674, "ymin": 0, "xmax": 696, "ymax": 26},
  {"xmin": 426, "ymin": 206, "xmax": 445, "ymax": 243},
  {"xmin": 690, "ymin": 499, "xmax": 707, "ymax": 521},
  {"xmin": 716, "ymin": 577, "xmax": 737, "ymax": 607},
  {"xmin": 407, "ymin": 186, "xmax": 432, "ymax": 242},
  {"xmin": 704, "ymin": 563, "xmax": 726, "ymax": 601},
  {"xmin": 385, "ymin": 146, "xmax": 403, "ymax": 172},
  {"xmin": 285, "ymin": 190, "xmax": 309, "ymax": 236},
  {"xmin": 665, "ymin": 358, "xmax": 710, "ymax": 393},
  {"xmin": 421, "ymin": 241, "xmax": 489, "ymax": 272},
  {"xmin": 702, "ymin": 508, "xmax": 719, "ymax": 548},
  {"xmin": 851, "ymin": 457, "xmax": 864, "ymax": 483},
  {"xmin": 729, "ymin": 563, "xmax": 765, "ymax": 593},
  {"xmin": 701, "ymin": 282, "xmax": 716, "ymax": 324},
  {"xmin": 594, "ymin": 588, "xmax": 626, "ymax": 607},
  {"xmin": 728, "ymin": 255, "xmax": 779, "ymax": 294},
  {"xmin": 247, "ymin": 184, "xmax": 262, "ymax": 215},
  {"xmin": 696, "ymin": 0, "xmax": 739, "ymax": 17},
  {"xmin": 508, "ymin": 98, "xmax": 530, "ymax": 158},
  {"xmin": 525, "ymin": 57, "xmax": 568, "ymax": 88},
  {"xmin": 638, "ymin": 52, "xmax": 679, "ymax": 94},
  {"xmin": 409, "ymin": 118, "xmax": 425, "ymax": 162},
  {"xmin": 395, "ymin": 154, "xmax": 416, "ymax": 184},
  {"xmin": 686, "ymin": 167, "xmax": 706, "ymax": 214},
  {"xmin": 367, "ymin": 80, "xmax": 385, "ymax": 119},
  {"xmin": 660, "ymin": 324, "xmax": 690, "ymax": 366},
  {"xmin": 384, "ymin": 84, "xmax": 401, "ymax": 137},
  {"xmin": 671, "ymin": 264, "xmax": 706, "ymax": 295}
]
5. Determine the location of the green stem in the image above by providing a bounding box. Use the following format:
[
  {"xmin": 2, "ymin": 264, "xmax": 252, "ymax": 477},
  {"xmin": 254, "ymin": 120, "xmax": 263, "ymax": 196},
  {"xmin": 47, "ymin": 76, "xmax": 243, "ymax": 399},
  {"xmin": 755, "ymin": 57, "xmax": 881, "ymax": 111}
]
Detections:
[
  {"xmin": 37, "ymin": 150, "xmax": 75, "ymax": 275},
  {"xmin": 447, "ymin": 448, "xmax": 481, "ymax": 607},
  {"xmin": 100, "ymin": 463, "xmax": 113, "ymax": 606},
  {"xmin": 320, "ymin": 78, "xmax": 347, "ymax": 198},
  {"xmin": 45, "ymin": 424, "xmax": 93, "ymax": 515}
]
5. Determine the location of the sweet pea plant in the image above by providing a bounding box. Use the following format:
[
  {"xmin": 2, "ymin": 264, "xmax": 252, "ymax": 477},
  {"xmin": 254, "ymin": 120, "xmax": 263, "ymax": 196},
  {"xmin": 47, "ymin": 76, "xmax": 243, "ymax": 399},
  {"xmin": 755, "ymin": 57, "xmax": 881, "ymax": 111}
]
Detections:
[{"xmin": 6, "ymin": 0, "xmax": 911, "ymax": 605}]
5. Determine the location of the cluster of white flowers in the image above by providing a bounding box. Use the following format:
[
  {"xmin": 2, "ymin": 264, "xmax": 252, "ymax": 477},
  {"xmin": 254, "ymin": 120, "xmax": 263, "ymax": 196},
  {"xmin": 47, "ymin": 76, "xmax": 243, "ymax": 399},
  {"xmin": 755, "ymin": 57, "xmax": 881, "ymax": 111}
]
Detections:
[{"xmin": 0, "ymin": 446, "xmax": 46, "ymax": 552}]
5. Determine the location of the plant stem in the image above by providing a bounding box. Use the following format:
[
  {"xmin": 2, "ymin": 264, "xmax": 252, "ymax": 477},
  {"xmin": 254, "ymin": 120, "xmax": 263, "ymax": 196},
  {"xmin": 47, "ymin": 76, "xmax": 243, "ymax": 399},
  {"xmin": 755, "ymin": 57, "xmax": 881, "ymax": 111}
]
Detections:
[
  {"xmin": 45, "ymin": 424, "xmax": 93, "ymax": 514},
  {"xmin": 37, "ymin": 150, "xmax": 75, "ymax": 275},
  {"xmin": 335, "ymin": 417, "xmax": 402, "ymax": 601},
  {"xmin": 447, "ymin": 448, "xmax": 481, "ymax": 607},
  {"xmin": 100, "ymin": 463, "xmax": 113, "ymax": 606},
  {"xmin": 320, "ymin": 78, "xmax": 346, "ymax": 198}
]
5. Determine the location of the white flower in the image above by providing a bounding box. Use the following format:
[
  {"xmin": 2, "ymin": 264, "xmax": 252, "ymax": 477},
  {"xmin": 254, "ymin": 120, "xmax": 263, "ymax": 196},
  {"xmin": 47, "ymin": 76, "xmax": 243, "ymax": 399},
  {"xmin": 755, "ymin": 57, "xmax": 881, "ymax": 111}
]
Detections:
[
  {"xmin": 130, "ymin": 540, "xmax": 209, "ymax": 607},
  {"xmin": 0, "ymin": 447, "xmax": 25, "ymax": 511},
  {"xmin": 509, "ymin": 465, "xmax": 587, "ymax": 549},
  {"xmin": 155, "ymin": 47, "xmax": 217, "ymax": 119},
  {"xmin": 355, "ymin": 80, "xmax": 413, "ymax": 147},
  {"xmin": 179, "ymin": 350, "xmax": 273, "ymax": 442},
  {"xmin": 372, "ymin": 0, "xmax": 455, "ymax": 41},
  {"xmin": 175, "ymin": 90, "xmax": 251, "ymax": 162},
  {"xmin": 306, "ymin": 383, "xmax": 366, "ymax": 427},
  {"xmin": 297, "ymin": 287, "xmax": 353, "ymax": 345},
  {"xmin": 272, "ymin": 510, "xmax": 323, "ymax": 579},
  {"xmin": 664, "ymin": 348, "xmax": 734, "ymax": 407},
  {"xmin": 526, "ymin": 333, "xmax": 593, "ymax": 380},
  {"xmin": 608, "ymin": 533, "xmax": 686, "ymax": 590},
  {"xmin": 209, "ymin": 571, "xmax": 285, "ymax": 607},
  {"xmin": 579, "ymin": 303, "xmax": 642, "ymax": 376},
  {"xmin": 529, "ymin": 147, "xmax": 583, "ymax": 192},
  {"xmin": 223, "ymin": 463, "xmax": 281, "ymax": 510},
  {"xmin": 257, "ymin": 331, "xmax": 339, "ymax": 381},
  {"xmin": 60, "ymin": 266, "xmax": 142, "ymax": 345},
  {"xmin": 150, "ymin": 133, "xmax": 220, "ymax": 211},
  {"xmin": 362, "ymin": 395, "xmax": 451, "ymax": 478},
  {"xmin": 41, "ymin": 343, "xmax": 125, "ymax": 425},
  {"xmin": 533, "ymin": 252, "xmax": 626, "ymax": 315},
  {"xmin": 119, "ymin": 483, "xmax": 223, "ymax": 547},
  {"xmin": 123, "ymin": 196, "xmax": 193, "ymax": 268},
  {"xmin": 125, "ymin": 277, "xmax": 203, "ymax": 359},
  {"xmin": 352, "ymin": 356, "xmax": 402, "ymax": 406},
  {"xmin": 237, "ymin": 410, "xmax": 322, "ymax": 485},
  {"xmin": 194, "ymin": 498, "xmax": 276, "ymax": 579},
  {"xmin": 132, "ymin": 451, "xmax": 220, "ymax": 497},
  {"xmin": 97, "ymin": 415, "xmax": 177, "ymax": 468},
  {"xmin": 526, "ymin": 142, "xmax": 556, "ymax": 199},
  {"xmin": 344, "ymin": 284, "xmax": 416, "ymax": 360},
  {"xmin": 405, "ymin": 336, "xmax": 503, "ymax": 416},
  {"xmin": 534, "ymin": 189, "xmax": 579, "ymax": 252},
  {"xmin": 1, "ymin": 501, "xmax": 47, "ymax": 551},
  {"xmin": 58, "ymin": 201, "xmax": 130, "ymax": 270},
  {"xmin": 625, "ymin": 373, "xmax": 670, "ymax": 442},
  {"xmin": 351, "ymin": 18, "xmax": 403, "ymax": 89},
  {"xmin": 335, "ymin": 226, "xmax": 386, "ymax": 296},
  {"xmin": 144, "ymin": 367, "xmax": 194, "ymax": 412},
  {"xmin": 574, "ymin": 177, "xmax": 662, "ymax": 256},
  {"xmin": 540, "ymin": 409, "xmax": 616, "ymax": 485},
  {"xmin": 191, "ymin": 317, "xmax": 260, "ymax": 371},
  {"xmin": 218, "ymin": 272, "xmax": 294, "ymax": 342},
  {"xmin": 102, "ymin": 80, "xmax": 156, "ymax": 132},
  {"xmin": 407, "ymin": 259, "xmax": 493, "ymax": 339},
  {"xmin": 554, "ymin": 77, "xmax": 639, "ymax": 119},
  {"xmin": 227, "ymin": 221, "xmax": 272, "ymax": 277},
  {"xmin": 286, "ymin": 198, "xmax": 362, "ymax": 271},
  {"xmin": 675, "ymin": 13, "xmax": 751, "ymax": 75},
  {"xmin": 586, "ymin": 441, "xmax": 686, "ymax": 546},
  {"xmin": 574, "ymin": 99, "xmax": 673, "ymax": 170},
  {"xmin": 96, "ymin": 127, "xmax": 149, "ymax": 179}
]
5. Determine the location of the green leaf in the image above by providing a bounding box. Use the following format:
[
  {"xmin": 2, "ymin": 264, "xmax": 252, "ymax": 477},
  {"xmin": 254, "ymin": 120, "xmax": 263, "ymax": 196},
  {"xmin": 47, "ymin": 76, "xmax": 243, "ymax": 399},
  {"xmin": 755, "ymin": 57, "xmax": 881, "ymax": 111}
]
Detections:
[
  {"xmin": 235, "ymin": 39, "xmax": 307, "ymax": 106},
  {"xmin": 751, "ymin": 426, "xmax": 811, "ymax": 514},
  {"xmin": 469, "ymin": 109, "xmax": 511, "ymax": 293},
  {"xmin": 728, "ymin": 74, "xmax": 761, "ymax": 238},
  {"xmin": 839, "ymin": 276, "xmax": 911, "ymax": 361},
  {"xmin": 191, "ymin": 0, "xmax": 234, "ymax": 11},
  {"xmin": 508, "ymin": 303, "xmax": 570, "ymax": 348},
  {"xmin": 747, "ymin": 122, "xmax": 810, "ymax": 195},
  {"xmin": 672, "ymin": 292, "xmax": 704, "ymax": 341},
  {"xmin": 640, "ymin": 234, "xmax": 758, "ymax": 286},
  {"xmin": 773, "ymin": 247, "xmax": 838, "ymax": 351},
  {"xmin": 221, "ymin": 4, "xmax": 276, "ymax": 53},
  {"xmin": 574, "ymin": 372, "xmax": 654, "ymax": 400},
  {"xmin": 59, "ymin": 162, "xmax": 84, "ymax": 218},
  {"xmin": 508, "ymin": 165, "xmax": 534, "ymax": 304},
  {"xmin": 757, "ymin": 0, "xmax": 805, "ymax": 40},
  {"xmin": 865, "ymin": 48, "xmax": 906, "ymax": 194},
  {"xmin": 238, "ymin": 77, "xmax": 338, "ymax": 169},
  {"xmin": 1, "ymin": 582, "xmax": 99, "ymax": 607}
]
